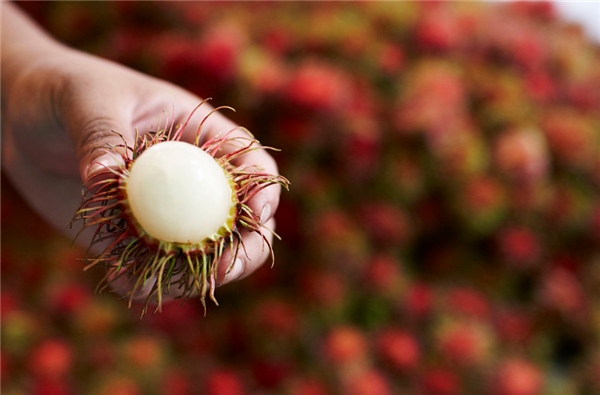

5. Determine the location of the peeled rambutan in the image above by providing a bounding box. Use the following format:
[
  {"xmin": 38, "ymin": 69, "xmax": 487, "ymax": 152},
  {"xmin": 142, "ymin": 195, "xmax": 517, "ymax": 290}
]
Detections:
[{"xmin": 70, "ymin": 101, "xmax": 289, "ymax": 316}]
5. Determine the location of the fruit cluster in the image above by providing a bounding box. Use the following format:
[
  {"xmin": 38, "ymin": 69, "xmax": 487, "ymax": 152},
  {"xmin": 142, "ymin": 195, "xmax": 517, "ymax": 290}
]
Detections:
[{"xmin": 3, "ymin": 2, "xmax": 600, "ymax": 394}]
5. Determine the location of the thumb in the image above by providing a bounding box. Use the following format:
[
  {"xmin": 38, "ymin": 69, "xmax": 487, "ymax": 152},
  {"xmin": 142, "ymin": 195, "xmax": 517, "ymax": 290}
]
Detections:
[{"xmin": 63, "ymin": 106, "xmax": 134, "ymax": 183}]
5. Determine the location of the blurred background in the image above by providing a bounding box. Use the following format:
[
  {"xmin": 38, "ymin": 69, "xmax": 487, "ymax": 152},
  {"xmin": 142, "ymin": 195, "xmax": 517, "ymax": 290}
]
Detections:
[{"xmin": 2, "ymin": 2, "xmax": 600, "ymax": 395}]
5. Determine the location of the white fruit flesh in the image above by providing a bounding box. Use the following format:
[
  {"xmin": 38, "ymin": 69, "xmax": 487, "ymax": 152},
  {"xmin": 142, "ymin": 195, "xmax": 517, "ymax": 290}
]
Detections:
[{"xmin": 126, "ymin": 141, "xmax": 233, "ymax": 244}]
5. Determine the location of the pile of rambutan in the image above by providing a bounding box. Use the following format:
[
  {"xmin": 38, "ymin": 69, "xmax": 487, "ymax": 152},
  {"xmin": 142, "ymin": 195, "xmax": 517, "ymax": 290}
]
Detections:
[{"xmin": 3, "ymin": 1, "xmax": 600, "ymax": 394}]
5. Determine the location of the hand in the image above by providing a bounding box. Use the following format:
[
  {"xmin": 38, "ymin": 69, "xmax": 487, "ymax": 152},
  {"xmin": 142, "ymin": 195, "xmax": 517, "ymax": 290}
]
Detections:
[{"xmin": 1, "ymin": 6, "xmax": 280, "ymax": 288}]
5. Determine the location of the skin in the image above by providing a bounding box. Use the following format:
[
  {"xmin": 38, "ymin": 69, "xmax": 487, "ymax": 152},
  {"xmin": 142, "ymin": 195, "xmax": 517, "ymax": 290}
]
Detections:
[{"xmin": 1, "ymin": 2, "xmax": 281, "ymax": 291}]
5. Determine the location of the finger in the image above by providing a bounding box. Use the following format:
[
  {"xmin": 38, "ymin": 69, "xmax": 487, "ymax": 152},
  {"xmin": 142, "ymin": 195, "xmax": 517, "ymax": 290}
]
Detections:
[
  {"xmin": 58, "ymin": 77, "xmax": 137, "ymax": 183},
  {"xmin": 217, "ymin": 217, "xmax": 277, "ymax": 285}
]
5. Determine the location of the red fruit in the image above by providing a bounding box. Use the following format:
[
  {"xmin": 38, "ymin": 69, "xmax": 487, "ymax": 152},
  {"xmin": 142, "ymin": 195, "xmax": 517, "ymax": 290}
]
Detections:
[
  {"xmin": 363, "ymin": 255, "xmax": 401, "ymax": 293},
  {"xmin": 255, "ymin": 298, "xmax": 298, "ymax": 338},
  {"xmin": 495, "ymin": 309, "xmax": 533, "ymax": 346},
  {"xmin": 97, "ymin": 376, "xmax": 140, "ymax": 395},
  {"xmin": 29, "ymin": 339, "xmax": 73, "ymax": 379},
  {"xmin": 422, "ymin": 368, "xmax": 460, "ymax": 395},
  {"xmin": 404, "ymin": 284, "xmax": 434, "ymax": 318},
  {"xmin": 298, "ymin": 268, "xmax": 346, "ymax": 308},
  {"xmin": 33, "ymin": 378, "xmax": 71, "ymax": 395},
  {"xmin": 161, "ymin": 368, "xmax": 192, "ymax": 395},
  {"xmin": 47, "ymin": 283, "xmax": 91, "ymax": 314},
  {"xmin": 287, "ymin": 378, "xmax": 329, "ymax": 395},
  {"xmin": 542, "ymin": 110, "xmax": 596, "ymax": 168},
  {"xmin": 494, "ymin": 359, "xmax": 543, "ymax": 395},
  {"xmin": 437, "ymin": 322, "xmax": 490, "ymax": 366},
  {"xmin": 285, "ymin": 60, "xmax": 351, "ymax": 112},
  {"xmin": 524, "ymin": 72, "xmax": 556, "ymax": 102},
  {"xmin": 0, "ymin": 290, "xmax": 18, "ymax": 319},
  {"xmin": 498, "ymin": 226, "xmax": 540, "ymax": 269},
  {"xmin": 324, "ymin": 326, "xmax": 368, "ymax": 366},
  {"xmin": 508, "ymin": 1, "xmax": 556, "ymax": 20},
  {"xmin": 360, "ymin": 202, "xmax": 408, "ymax": 245},
  {"xmin": 123, "ymin": 335, "xmax": 164, "ymax": 369},
  {"xmin": 343, "ymin": 369, "xmax": 391, "ymax": 395},
  {"xmin": 464, "ymin": 177, "xmax": 504, "ymax": 214},
  {"xmin": 205, "ymin": 369, "xmax": 245, "ymax": 395},
  {"xmin": 539, "ymin": 267, "xmax": 585, "ymax": 315},
  {"xmin": 447, "ymin": 288, "xmax": 490, "ymax": 319},
  {"xmin": 494, "ymin": 128, "xmax": 549, "ymax": 182},
  {"xmin": 416, "ymin": 10, "xmax": 464, "ymax": 51},
  {"xmin": 252, "ymin": 359, "xmax": 291, "ymax": 389},
  {"xmin": 376, "ymin": 330, "xmax": 420, "ymax": 371},
  {"xmin": 197, "ymin": 24, "xmax": 245, "ymax": 82},
  {"xmin": 377, "ymin": 43, "xmax": 404, "ymax": 74},
  {"xmin": 262, "ymin": 26, "xmax": 294, "ymax": 54}
]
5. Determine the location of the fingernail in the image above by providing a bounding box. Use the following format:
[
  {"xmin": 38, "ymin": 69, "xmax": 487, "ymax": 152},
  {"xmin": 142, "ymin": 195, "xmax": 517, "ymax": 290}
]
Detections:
[
  {"xmin": 260, "ymin": 204, "xmax": 271, "ymax": 224},
  {"xmin": 226, "ymin": 258, "xmax": 244, "ymax": 284}
]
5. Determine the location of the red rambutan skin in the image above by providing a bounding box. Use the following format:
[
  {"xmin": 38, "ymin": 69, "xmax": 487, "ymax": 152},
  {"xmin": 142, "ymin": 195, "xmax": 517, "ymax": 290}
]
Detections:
[
  {"xmin": 284, "ymin": 60, "xmax": 351, "ymax": 112},
  {"xmin": 494, "ymin": 129, "xmax": 549, "ymax": 183},
  {"xmin": 363, "ymin": 255, "xmax": 402, "ymax": 295},
  {"xmin": 498, "ymin": 226, "xmax": 541, "ymax": 270},
  {"xmin": 359, "ymin": 202, "xmax": 409, "ymax": 245},
  {"xmin": 29, "ymin": 339, "xmax": 73, "ymax": 379},
  {"xmin": 493, "ymin": 359, "xmax": 544, "ymax": 395},
  {"xmin": 161, "ymin": 370, "xmax": 191, "ymax": 395},
  {"xmin": 205, "ymin": 369, "xmax": 245, "ymax": 395},
  {"xmin": 298, "ymin": 268, "xmax": 347, "ymax": 309},
  {"xmin": 495, "ymin": 309, "xmax": 533, "ymax": 347},
  {"xmin": 254, "ymin": 298, "xmax": 299, "ymax": 338},
  {"xmin": 33, "ymin": 378, "xmax": 72, "ymax": 395},
  {"xmin": 375, "ymin": 329, "xmax": 420, "ymax": 371},
  {"xmin": 404, "ymin": 284, "xmax": 434, "ymax": 319},
  {"xmin": 342, "ymin": 369, "xmax": 392, "ymax": 395},
  {"xmin": 422, "ymin": 368, "xmax": 461, "ymax": 395},
  {"xmin": 287, "ymin": 378, "xmax": 330, "ymax": 395},
  {"xmin": 446, "ymin": 288, "xmax": 490, "ymax": 319},
  {"xmin": 324, "ymin": 326, "xmax": 369, "ymax": 367},
  {"xmin": 538, "ymin": 267, "xmax": 586, "ymax": 316},
  {"xmin": 123, "ymin": 335, "xmax": 164, "ymax": 369},
  {"xmin": 437, "ymin": 321, "xmax": 491, "ymax": 367}
]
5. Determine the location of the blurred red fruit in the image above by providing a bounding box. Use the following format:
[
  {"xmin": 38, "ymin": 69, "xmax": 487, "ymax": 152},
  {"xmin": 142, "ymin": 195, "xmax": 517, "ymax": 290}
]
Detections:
[
  {"xmin": 447, "ymin": 288, "xmax": 490, "ymax": 319},
  {"xmin": 376, "ymin": 329, "xmax": 420, "ymax": 371},
  {"xmin": 252, "ymin": 359, "xmax": 291, "ymax": 389},
  {"xmin": 360, "ymin": 202, "xmax": 409, "ymax": 245},
  {"xmin": 205, "ymin": 369, "xmax": 245, "ymax": 395},
  {"xmin": 494, "ymin": 128, "xmax": 549, "ymax": 182},
  {"xmin": 416, "ymin": 10, "xmax": 464, "ymax": 51},
  {"xmin": 29, "ymin": 339, "xmax": 73, "ymax": 379},
  {"xmin": 47, "ymin": 283, "xmax": 91, "ymax": 314},
  {"xmin": 539, "ymin": 267, "xmax": 585, "ymax": 315},
  {"xmin": 123, "ymin": 335, "xmax": 164, "ymax": 369},
  {"xmin": 437, "ymin": 322, "xmax": 491, "ymax": 366},
  {"xmin": 287, "ymin": 378, "xmax": 329, "ymax": 395},
  {"xmin": 298, "ymin": 268, "xmax": 346, "ymax": 308},
  {"xmin": 197, "ymin": 24, "xmax": 245, "ymax": 83},
  {"xmin": 363, "ymin": 255, "xmax": 401, "ymax": 293},
  {"xmin": 285, "ymin": 60, "xmax": 351, "ymax": 112},
  {"xmin": 494, "ymin": 358, "xmax": 543, "ymax": 395},
  {"xmin": 404, "ymin": 284, "xmax": 434, "ymax": 318},
  {"xmin": 33, "ymin": 378, "xmax": 71, "ymax": 395},
  {"xmin": 495, "ymin": 309, "xmax": 533, "ymax": 346},
  {"xmin": 377, "ymin": 43, "xmax": 404, "ymax": 74},
  {"xmin": 498, "ymin": 226, "xmax": 540, "ymax": 269},
  {"xmin": 343, "ymin": 369, "xmax": 391, "ymax": 395},
  {"xmin": 324, "ymin": 326, "xmax": 368, "ymax": 366},
  {"xmin": 422, "ymin": 368, "xmax": 460, "ymax": 395},
  {"xmin": 255, "ymin": 298, "xmax": 298, "ymax": 338}
]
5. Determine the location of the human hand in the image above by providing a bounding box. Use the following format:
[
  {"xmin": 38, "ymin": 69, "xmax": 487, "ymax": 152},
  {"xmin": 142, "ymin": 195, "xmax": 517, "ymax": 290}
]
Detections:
[{"xmin": 1, "ymin": 6, "xmax": 280, "ymax": 288}]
